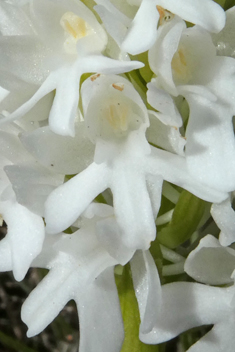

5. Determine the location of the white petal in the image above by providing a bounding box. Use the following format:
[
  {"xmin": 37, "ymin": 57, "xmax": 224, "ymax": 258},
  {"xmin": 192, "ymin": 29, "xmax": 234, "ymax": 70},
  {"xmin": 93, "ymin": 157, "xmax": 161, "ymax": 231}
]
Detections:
[
  {"xmin": 187, "ymin": 319, "xmax": 235, "ymax": 352},
  {"xmin": 77, "ymin": 268, "xmax": 124, "ymax": 352},
  {"xmin": 0, "ymin": 200, "xmax": 45, "ymax": 281},
  {"xmin": 20, "ymin": 124, "xmax": 94, "ymax": 175},
  {"xmin": 81, "ymin": 54, "xmax": 144, "ymax": 75},
  {"xmin": 5, "ymin": 164, "xmax": 63, "ymax": 216},
  {"xmin": 94, "ymin": 0, "xmax": 131, "ymax": 27},
  {"xmin": 45, "ymin": 162, "xmax": 110, "ymax": 234},
  {"xmin": 147, "ymin": 83, "xmax": 182, "ymax": 127},
  {"xmin": 184, "ymin": 235, "xmax": 235, "ymax": 285},
  {"xmin": 94, "ymin": 4, "xmax": 128, "ymax": 47},
  {"xmin": 211, "ymin": 198, "xmax": 235, "ymax": 246},
  {"xmin": 147, "ymin": 146, "xmax": 228, "ymax": 203},
  {"xmin": 146, "ymin": 174, "xmax": 163, "ymax": 218},
  {"xmin": 140, "ymin": 282, "xmax": 233, "ymax": 344},
  {"xmin": 48, "ymin": 65, "xmax": 81, "ymax": 137},
  {"xmin": 111, "ymin": 163, "xmax": 155, "ymax": 250},
  {"xmin": 0, "ymin": 71, "xmax": 57, "ymax": 125},
  {"xmin": 212, "ymin": 7, "xmax": 235, "ymax": 57},
  {"xmin": 82, "ymin": 73, "xmax": 147, "ymax": 121},
  {"xmin": 178, "ymin": 85, "xmax": 217, "ymax": 102},
  {"xmin": 0, "ymin": 130, "xmax": 33, "ymax": 164},
  {"xmin": 159, "ymin": 0, "xmax": 225, "ymax": 33},
  {"xmin": 147, "ymin": 112, "xmax": 186, "ymax": 156},
  {"xmin": 0, "ymin": 35, "xmax": 49, "ymax": 85},
  {"xmin": 82, "ymin": 203, "xmax": 114, "ymax": 219},
  {"xmin": 22, "ymin": 259, "xmax": 78, "ymax": 336},
  {"xmin": 0, "ymin": 2, "xmax": 34, "ymax": 35},
  {"xmin": 22, "ymin": 229, "xmax": 118, "ymax": 337},
  {"xmin": 131, "ymin": 250, "xmax": 161, "ymax": 334},
  {"xmin": 49, "ymin": 57, "xmax": 144, "ymax": 136},
  {"xmin": 185, "ymin": 94, "xmax": 235, "ymax": 192},
  {"xmin": 122, "ymin": 0, "xmax": 159, "ymax": 54},
  {"xmin": 0, "ymin": 86, "xmax": 9, "ymax": 103},
  {"xmin": 148, "ymin": 18, "xmax": 185, "ymax": 95},
  {"xmin": 206, "ymin": 56, "xmax": 235, "ymax": 112},
  {"xmin": 96, "ymin": 217, "xmax": 135, "ymax": 265}
]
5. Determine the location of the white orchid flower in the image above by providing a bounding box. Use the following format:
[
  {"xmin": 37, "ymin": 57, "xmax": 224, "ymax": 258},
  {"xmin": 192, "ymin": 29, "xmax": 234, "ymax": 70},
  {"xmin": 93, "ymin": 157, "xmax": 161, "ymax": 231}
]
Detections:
[
  {"xmin": 0, "ymin": 0, "xmax": 143, "ymax": 136},
  {"xmin": 21, "ymin": 203, "xmax": 161, "ymax": 351},
  {"xmin": 94, "ymin": 0, "xmax": 225, "ymax": 55},
  {"xmin": 138, "ymin": 235, "xmax": 235, "ymax": 350},
  {"xmin": 0, "ymin": 123, "xmax": 48, "ymax": 281},
  {"xmin": 140, "ymin": 281, "xmax": 235, "ymax": 352},
  {"xmin": 21, "ymin": 212, "xmax": 123, "ymax": 352},
  {"xmin": 148, "ymin": 16, "xmax": 235, "ymax": 193},
  {"xmin": 0, "ymin": 119, "xmax": 64, "ymax": 218},
  {"xmin": 42, "ymin": 74, "xmax": 227, "ymax": 252},
  {"xmin": 43, "ymin": 74, "xmax": 157, "ymax": 250}
]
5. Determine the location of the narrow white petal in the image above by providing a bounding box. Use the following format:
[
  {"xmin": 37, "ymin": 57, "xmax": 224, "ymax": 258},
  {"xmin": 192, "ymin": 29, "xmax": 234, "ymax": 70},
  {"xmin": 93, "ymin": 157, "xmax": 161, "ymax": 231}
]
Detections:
[
  {"xmin": 131, "ymin": 250, "xmax": 161, "ymax": 334},
  {"xmin": 147, "ymin": 147, "xmax": 228, "ymax": 203},
  {"xmin": 48, "ymin": 65, "xmax": 81, "ymax": 137},
  {"xmin": 122, "ymin": 0, "xmax": 159, "ymax": 54},
  {"xmin": 146, "ymin": 174, "xmax": 163, "ymax": 218},
  {"xmin": 112, "ymin": 164, "xmax": 155, "ymax": 250},
  {"xmin": 22, "ymin": 262, "xmax": 75, "ymax": 337},
  {"xmin": 148, "ymin": 18, "xmax": 185, "ymax": 95},
  {"xmin": 0, "ymin": 72, "xmax": 57, "ymax": 125},
  {"xmin": 22, "ymin": 229, "xmax": 118, "ymax": 338},
  {"xmin": 80, "ymin": 55, "xmax": 144, "ymax": 75},
  {"xmin": 77, "ymin": 268, "xmax": 124, "ymax": 352},
  {"xmin": 45, "ymin": 162, "xmax": 110, "ymax": 234},
  {"xmin": 95, "ymin": 4, "xmax": 128, "ymax": 47}
]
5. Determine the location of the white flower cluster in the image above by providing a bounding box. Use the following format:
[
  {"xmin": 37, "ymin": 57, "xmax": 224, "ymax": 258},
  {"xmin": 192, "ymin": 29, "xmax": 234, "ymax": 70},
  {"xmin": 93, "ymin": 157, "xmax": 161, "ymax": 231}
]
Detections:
[{"xmin": 0, "ymin": 0, "xmax": 235, "ymax": 351}]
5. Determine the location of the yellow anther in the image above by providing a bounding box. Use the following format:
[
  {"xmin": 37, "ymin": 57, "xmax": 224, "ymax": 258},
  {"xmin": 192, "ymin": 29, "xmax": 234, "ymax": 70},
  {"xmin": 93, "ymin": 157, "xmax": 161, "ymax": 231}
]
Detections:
[
  {"xmin": 112, "ymin": 83, "xmax": 124, "ymax": 92},
  {"xmin": 90, "ymin": 74, "xmax": 100, "ymax": 82}
]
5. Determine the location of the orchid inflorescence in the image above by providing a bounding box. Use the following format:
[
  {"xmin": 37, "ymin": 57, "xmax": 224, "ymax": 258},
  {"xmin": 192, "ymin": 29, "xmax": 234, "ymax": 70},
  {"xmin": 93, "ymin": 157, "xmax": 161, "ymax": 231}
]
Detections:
[{"xmin": 0, "ymin": 0, "xmax": 235, "ymax": 351}]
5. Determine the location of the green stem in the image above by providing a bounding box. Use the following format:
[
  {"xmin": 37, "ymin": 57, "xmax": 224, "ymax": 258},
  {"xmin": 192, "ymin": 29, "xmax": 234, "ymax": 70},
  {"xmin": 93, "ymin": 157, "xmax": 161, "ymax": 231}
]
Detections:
[
  {"xmin": 116, "ymin": 265, "xmax": 161, "ymax": 352},
  {"xmin": 0, "ymin": 331, "xmax": 38, "ymax": 352}
]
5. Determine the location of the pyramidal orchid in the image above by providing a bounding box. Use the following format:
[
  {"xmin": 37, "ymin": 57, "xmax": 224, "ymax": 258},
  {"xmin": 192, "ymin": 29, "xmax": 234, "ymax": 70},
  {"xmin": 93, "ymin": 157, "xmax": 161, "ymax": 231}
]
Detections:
[{"xmin": 0, "ymin": 1, "xmax": 235, "ymax": 352}]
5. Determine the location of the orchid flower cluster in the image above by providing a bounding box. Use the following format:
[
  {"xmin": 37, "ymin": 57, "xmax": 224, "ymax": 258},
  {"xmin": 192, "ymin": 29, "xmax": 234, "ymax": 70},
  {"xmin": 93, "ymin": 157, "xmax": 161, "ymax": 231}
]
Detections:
[{"xmin": 1, "ymin": 0, "xmax": 235, "ymax": 351}]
